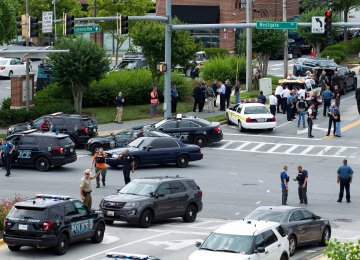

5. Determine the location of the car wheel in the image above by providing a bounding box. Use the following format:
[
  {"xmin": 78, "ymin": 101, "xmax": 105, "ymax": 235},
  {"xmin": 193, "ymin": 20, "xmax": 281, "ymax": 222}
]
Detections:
[
  {"xmin": 194, "ymin": 135, "xmax": 207, "ymax": 148},
  {"xmin": 105, "ymin": 219, "xmax": 114, "ymax": 225},
  {"xmin": 132, "ymin": 157, "xmax": 139, "ymax": 170},
  {"xmin": 53, "ymin": 233, "xmax": 69, "ymax": 255},
  {"xmin": 320, "ymin": 226, "xmax": 331, "ymax": 246},
  {"xmin": 226, "ymin": 114, "xmax": 232, "ymax": 125},
  {"xmin": 8, "ymin": 70, "xmax": 13, "ymax": 77},
  {"xmin": 8, "ymin": 245, "xmax": 21, "ymax": 251},
  {"xmin": 288, "ymin": 235, "xmax": 297, "ymax": 256},
  {"xmin": 280, "ymin": 253, "xmax": 289, "ymax": 260},
  {"xmin": 183, "ymin": 204, "xmax": 198, "ymax": 223},
  {"xmin": 176, "ymin": 154, "xmax": 189, "ymax": 168},
  {"xmin": 238, "ymin": 121, "xmax": 243, "ymax": 132},
  {"xmin": 90, "ymin": 143, "xmax": 102, "ymax": 154},
  {"xmin": 139, "ymin": 209, "xmax": 153, "ymax": 228},
  {"xmin": 35, "ymin": 157, "xmax": 51, "ymax": 171},
  {"xmin": 91, "ymin": 222, "xmax": 105, "ymax": 243}
]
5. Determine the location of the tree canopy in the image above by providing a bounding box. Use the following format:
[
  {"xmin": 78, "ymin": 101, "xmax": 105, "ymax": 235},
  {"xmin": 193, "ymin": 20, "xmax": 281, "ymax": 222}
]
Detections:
[{"xmin": 0, "ymin": 0, "xmax": 19, "ymax": 44}]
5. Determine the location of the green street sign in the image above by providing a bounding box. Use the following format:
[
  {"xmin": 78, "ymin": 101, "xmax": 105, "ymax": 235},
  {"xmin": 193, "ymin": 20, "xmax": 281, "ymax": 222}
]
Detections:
[
  {"xmin": 74, "ymin": 25, "xmax": 100, "ymax": 34},
  {"xmin": 256, "ymin": 21, "xmax": 298, "ymax": 30}
]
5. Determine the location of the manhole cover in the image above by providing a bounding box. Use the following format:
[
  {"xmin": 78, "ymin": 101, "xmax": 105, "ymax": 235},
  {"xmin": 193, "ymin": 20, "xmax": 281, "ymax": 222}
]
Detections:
[
  {"xmin": 333, "ymin": 218, "xmax": 352, "ymax": 223},
  {"xmin": 242, "ymin": 184, "xmax": 258, "ymax": 186}
]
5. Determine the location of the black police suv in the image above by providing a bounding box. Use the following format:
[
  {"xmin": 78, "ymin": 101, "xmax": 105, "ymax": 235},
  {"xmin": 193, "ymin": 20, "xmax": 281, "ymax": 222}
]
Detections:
[
  {"xmin": 140, "ymin": 115, "xmax": 223, "ymax": 148},
  {"xmin": 100, "ymin": 176, "xmax": 203, "ymax": 228},
  {"xmin": 7, "ymin": 112, "xmax": 98, "ymax": 146},
  {"xmin": 3, "ymin": 194, "xmax": 105, "ymax": 255},
  {"xmin": 0, "ymin": 129, "xmax": 77, "ymax": 171},
  {"xmin": 293, "ymin": 57, "xmax": 339, "ymax": 77},
  {"xmin": 86, "ymin": 129, "xmax": 170, "ymax": 154}
]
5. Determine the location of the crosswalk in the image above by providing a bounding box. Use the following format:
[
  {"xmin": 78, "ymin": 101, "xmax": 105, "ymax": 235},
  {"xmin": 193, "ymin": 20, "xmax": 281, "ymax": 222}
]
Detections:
[{"xmin": 212, "ymin": 140, "xmax": 358, "ymax": 158}]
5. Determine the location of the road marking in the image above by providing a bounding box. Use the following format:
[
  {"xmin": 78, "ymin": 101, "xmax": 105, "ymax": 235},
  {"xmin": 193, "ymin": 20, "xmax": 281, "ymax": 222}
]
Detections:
[
  {"xmin": 235, "ymin": 141, "xmax": 251, "ymax": 150},
  {"xmin": 300, "ymin": 146, "xmax": 314, "ymax": 155},
  {"xmin": 323, "ymin": 119, "xmax": 360, "ymax": 139},
  {"xmin": 335, "ymin": 147, "xmax": 348, "ymax": 156},
  {"xmin": 284, "ymin": 145, "xmax": 299, "ymax": 154},
  {"xmin": 256, "ymin": 201, "xmax": 261, "ymax": 204},
  {"xmin": 249, "ymin": 143, "xmax": 267, "ymax": 152},
  {"xmin": 223, "ymin": 132, "xmax": 322, "ymax": 141},
  {"xmin": 148, "ymin": 239, "xmax": 200, "ymax": 250},
  {"xmin": 317, "ymin": 146, "xmax": 332, "ymax": 156},
  {"xmin": 266, "ymin": 144, "xmax": 282, "ymax": 153},
  {"xmin": 258, "ymin": 180, "xmax": 263, "ymax": 183},
  {"xmin": 79, "ymin": 232, "xmax": 171, "ymax": 260}
]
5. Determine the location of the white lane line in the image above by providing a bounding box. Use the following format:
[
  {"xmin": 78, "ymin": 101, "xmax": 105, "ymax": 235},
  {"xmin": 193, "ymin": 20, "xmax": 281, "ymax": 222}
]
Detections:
[
  {"xmin": 235, "ymin": 141, "xmax": 252, "ymax": 150},
  {"xmin": 300, "ymin": 146, "xmax": 314, "ymax": 155},
  {"xmin": 335, "ymin": 147, "xmax": 348, "ymax": 156},
  {"xmin": 265, "ymin": 144, "xmax": 282, "ymax": 153},
  {"xmin": 256, "ymin": 201, "xmax": 261, "ymax": 205},
  {"xmin": 258, "ymin": 180, "xmax": 263, "ymax": 183},
  {"xmin": 317, "ymin": 146, "xmax": 332, "ymax": 156},
  {"xmin": 223, "ymin": 133, "xmax": 322, "ymax": 141},
  {"xmin": 79, "ymin": 232, "xmax": 171, "ymax": 260},
  {"xmin": 249, "ymin": 143, "xmax": 267, "ymax": 152},
  {"xmin": 284, "ymin": 145, "xmax": 300, "ymax": 154},
  {"xmin": 220, "ymin": 141, "xmax": 238, "ymax": 149}
]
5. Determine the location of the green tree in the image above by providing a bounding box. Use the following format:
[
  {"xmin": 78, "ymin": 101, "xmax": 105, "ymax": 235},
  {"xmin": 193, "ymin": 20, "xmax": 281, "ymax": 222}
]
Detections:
[
  {"xmin": 87, "ymin": 0, "xmax": 153, "ymax": 64},
  {"xmin": 48, "ymin": 38, "xmax": 111, "ymax": 113},
  {"xmin": 0, "ymin": 0, "xmax": 19, "ymax": 44},
  {"xmin": 333, "ymin": 0, "xmax": 360, "ymax": 40},
  {"xmin": 131, "ymin": 18, "xmax": 199, "ymax": 82},
  {"xmin": 323, "ymin": 238, "xmax": 360, "ymax": 260}
]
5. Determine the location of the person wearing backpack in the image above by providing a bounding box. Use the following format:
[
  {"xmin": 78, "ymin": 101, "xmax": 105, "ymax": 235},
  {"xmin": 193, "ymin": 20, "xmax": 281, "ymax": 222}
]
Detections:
[
  {"xmin": 296, "ymin": 96, "xmax": 307, "ymax": 128},
  {"xmin": 294, "ymin": 166, "xmax": 308, "ymax": 204},
  {"xmin": 205, "ymin": 84, "xmax": 216, "ymax": 112},
  {"xmin": 90, "ymin": 147, "xmax": 107, "ymax": 188}
]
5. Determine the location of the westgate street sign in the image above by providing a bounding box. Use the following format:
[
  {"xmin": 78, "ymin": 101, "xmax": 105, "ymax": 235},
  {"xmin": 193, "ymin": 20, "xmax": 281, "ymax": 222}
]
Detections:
[
  {"xmin": 256, "ymin": 21, "xmax": 298, "ymax": 30},
  {"xmin": 74, "ymin": 25, "xmax": 100, "ymax": 34}
]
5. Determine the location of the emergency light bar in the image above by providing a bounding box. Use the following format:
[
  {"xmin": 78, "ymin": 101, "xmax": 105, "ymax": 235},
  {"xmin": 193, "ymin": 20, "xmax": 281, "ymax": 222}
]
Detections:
[
  {"xmin": 36, "ymin": 194, "xmax": 71, "ymax": 200},
  {"xmin": 105, "ymin": 252, "xmax": 160, "ymax": 260}
]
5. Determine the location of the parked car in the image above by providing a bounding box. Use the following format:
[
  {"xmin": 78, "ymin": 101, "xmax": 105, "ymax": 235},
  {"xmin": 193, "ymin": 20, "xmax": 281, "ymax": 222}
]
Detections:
[
  {"xmin": 278, "ymin": 77, "xmax": 321, "ymax": 100},
  {"xmin": 0, "ymin": 58, "xmax": 27, "ymax": 78},
  {"xmin": 293, "ymin": 58, "xmax": 339, "ymax": 77},
  {"xmin": 189, "ymin": 220, "xmax": 289, "ymax": 260},
  {"xmin": 105, "ymin": 136, "xmax": 203, "ymax": 169},
  {"xmin": 245, "ymin": 206, "xmax": 331, "ymax": 256},
  {"xmin": 1, "ymin": 129, "xmax": 77, "ymax": 171},
  {"xmin": 100, "ymin": 176, "xmax": 203, "ymax": 228}
]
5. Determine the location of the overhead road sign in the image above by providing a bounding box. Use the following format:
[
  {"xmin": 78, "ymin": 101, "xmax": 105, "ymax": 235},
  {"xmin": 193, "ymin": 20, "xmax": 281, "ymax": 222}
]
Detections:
[
  {"xmin": 256, "ymin": 21, "xmax": 298, "ymax": 30},
  {"xmin": 74, "ymin": 25, "xmax": 100, "ymax": 34}
]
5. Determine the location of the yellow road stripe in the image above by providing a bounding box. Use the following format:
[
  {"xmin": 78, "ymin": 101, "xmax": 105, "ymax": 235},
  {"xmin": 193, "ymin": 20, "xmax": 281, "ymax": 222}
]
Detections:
[{"xmin": 323, "ymin": 119, "xmax": 360, "ymax": 139}]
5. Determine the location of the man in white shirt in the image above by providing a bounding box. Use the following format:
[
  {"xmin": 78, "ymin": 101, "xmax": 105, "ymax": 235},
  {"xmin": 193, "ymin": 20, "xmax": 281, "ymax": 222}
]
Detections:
[
  {"xmin": 281, "ymin": 86, "xmax": 291, "ymax": 114},
  {"xmin": 269, "ymin": 92, "xmax": 277, "ymax": 116},
  {"xmin": 307, "ymin": 104, "xmax": 315, "ymax": 138},
  {"xmin": 297, "ymin": 86, "xmax": 306, "ymax": 100},
  {"xmin": 275, "ymin": 84, "xmax": 283, "ymax": 113},
  {"xmin": 217, "ymin": 80, "xmax": 226, "ymax": 111}
]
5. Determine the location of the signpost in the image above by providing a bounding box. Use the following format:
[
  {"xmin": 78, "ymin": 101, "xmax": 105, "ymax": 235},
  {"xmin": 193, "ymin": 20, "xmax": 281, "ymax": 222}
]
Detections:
[
  {"xmin": 312, "ymin": 16, "xmax": 325, "ymax": 34},
  {"xmin": 42, "ymin": 11, "xmax": 53, "ymax": 33},
  {"xmin": 256, "ymin": 21, "xmax": 298, "ymax": 30},
  {"xmin": 74, "ymin": 25, "xmax": 100, "ymax": 34}
]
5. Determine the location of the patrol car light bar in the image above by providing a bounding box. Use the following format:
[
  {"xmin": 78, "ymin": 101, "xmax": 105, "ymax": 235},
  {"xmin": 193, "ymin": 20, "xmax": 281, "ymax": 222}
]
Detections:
[
  {"xmin": 36, "ymin": 194, "xmax": 71, "ymax": 200},
  {"xmin": 106, "ymin": 252, "xmax": 156, "ymax": 259}
]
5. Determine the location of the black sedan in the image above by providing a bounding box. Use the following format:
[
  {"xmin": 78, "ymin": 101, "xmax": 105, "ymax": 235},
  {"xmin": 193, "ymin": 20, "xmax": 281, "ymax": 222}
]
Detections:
[
  {"xmin": 245, "ymin": 206, "xmax": 331, "ymax": 256},
  {"xmin": 86, "ymin": 129, "xmax": 169, "ymax": 154},
  {"xmin": 105, "ymin": 137, "xmax": 203, "ymax": 168},
  {"xmin": 293, "ymin": 57, "xmax": 339, "ymax": 77},
  {"xmin": 140, "ymin": 115, "xmax": 223, "ymax": 148}
]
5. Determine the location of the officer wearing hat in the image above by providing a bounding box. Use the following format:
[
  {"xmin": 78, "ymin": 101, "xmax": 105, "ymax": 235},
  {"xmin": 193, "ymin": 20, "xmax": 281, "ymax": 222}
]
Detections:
[{"xmin": 80, "ymin": 169, "xmax": 100, "ymax": 209}]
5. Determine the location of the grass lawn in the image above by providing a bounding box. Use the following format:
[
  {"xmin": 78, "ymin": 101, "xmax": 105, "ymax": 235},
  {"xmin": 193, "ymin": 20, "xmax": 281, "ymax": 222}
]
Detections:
[{"xmin": 205, "ymin": 114, "xmax": 226, "ymax": 122}]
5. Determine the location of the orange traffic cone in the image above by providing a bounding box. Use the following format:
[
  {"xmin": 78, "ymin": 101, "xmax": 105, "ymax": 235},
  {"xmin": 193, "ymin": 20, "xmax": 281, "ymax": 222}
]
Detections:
[{"xmin": 310, "ymin": 48, "xmax": 315, "ymax": 57}]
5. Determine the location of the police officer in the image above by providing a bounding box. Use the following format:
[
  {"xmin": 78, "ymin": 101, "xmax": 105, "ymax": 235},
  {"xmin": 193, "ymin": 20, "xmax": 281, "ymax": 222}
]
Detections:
[
  {"xmin": 0, "ymin": 138, "xmax": 15, "ymax": 177},
  {"xmin": 90, "ymin": 147, "xmax": 107, "ymax": 188},
  {"xmin": 307, "ymin": 103, "xmax": 315, "ymax": 138},
  {"xmin": 118, "ymin": 148, "xmax": 135, "ymax": 185},
  {"xmin": 80, "ymin": 169, "xmax": 100, "ymax": 209},
  {"xmin": 336, "ymin": 159, "xmax": 354, "ymax": 203},
  {"xmin": 355, "ymin": 87, "xmax": 360, "ymax": 114},
  {"xmin": 294, "ymin": 166, "xmax": 308, "ymax": 205},
  {"xmin": 280, "ymin": 166, "xmax": 289, "ymax": 205}
]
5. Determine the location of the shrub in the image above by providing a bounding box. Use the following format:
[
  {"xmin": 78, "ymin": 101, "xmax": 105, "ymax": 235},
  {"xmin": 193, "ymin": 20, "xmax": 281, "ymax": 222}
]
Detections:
[
  {"xmin": 35, "ymin": 83, "xmax": 72, "ymax": 103},
  {"xmin": 323, "ymin": 45, "xmax": 348, "ymax": 54},
  {"xmin": 321, "ymin": 50, "xmax": 346, "ymax": 63},
  {"xmin": 200, "ymin": 56, "xmax": 246, "ymax": 83},
  {"xmin": 1, "ymin": 97, "xmax": 11, "ymax": 110},
  {"xmin": 202, "ymin": 48, "xmax": 230, "ymax": 59},
  {"xmin": 323, "ymin": 238, "xmax": 360, "ymax": 260},
  {"xmin": 0, "ymin": 195, "xmax": 26, "ymax": 231}
]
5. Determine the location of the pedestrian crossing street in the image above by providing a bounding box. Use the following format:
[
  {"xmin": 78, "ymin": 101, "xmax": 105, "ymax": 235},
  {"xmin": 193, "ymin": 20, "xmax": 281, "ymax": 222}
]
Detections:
[{"xmin": 212, "ymin": 140, "xmax": 358, "ymax": 158}]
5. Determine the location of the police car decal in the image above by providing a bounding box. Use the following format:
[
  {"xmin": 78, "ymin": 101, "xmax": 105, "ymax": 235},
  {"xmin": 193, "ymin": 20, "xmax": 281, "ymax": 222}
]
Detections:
[
  {"xmin": 110, "ymin": 141, "xmax": 115, "ymax": 148},
  {"xmin": 171, "ymin": 133, "xmax": 189, "ymax": 141},
  {"xmin": 71, "ymin": 219, "xmax": 94, "ymax": 234},
  {"xmin": 18, "ymin": 150, "xmax": 32, "ymax": 158}
]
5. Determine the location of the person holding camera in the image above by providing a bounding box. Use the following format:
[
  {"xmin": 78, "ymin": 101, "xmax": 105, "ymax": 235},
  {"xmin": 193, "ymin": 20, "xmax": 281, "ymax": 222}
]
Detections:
[
  {"xmin": 294, "ymin": 166, "xmax": 308, "ymax": 205},
  {"xmin": 90, "ymin": 147, "xmax": 107, "ymax": 188},
  {"xmin": 280, "ymin": 165, "xmax": 290, "ymax": 205}
]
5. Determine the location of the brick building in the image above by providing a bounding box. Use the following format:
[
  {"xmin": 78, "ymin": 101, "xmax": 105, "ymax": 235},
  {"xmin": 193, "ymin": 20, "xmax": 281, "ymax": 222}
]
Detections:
[{"xmin": 156, "ymin": 0, "xmax": 299, "ymax": 52}]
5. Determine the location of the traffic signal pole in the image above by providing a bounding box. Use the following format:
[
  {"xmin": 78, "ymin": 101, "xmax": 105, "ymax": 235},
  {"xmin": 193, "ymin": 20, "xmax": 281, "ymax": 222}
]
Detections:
[
  {"xmin": 25, "ymin": 0, "xmax": 30, "ymax": 112},
  {"xmin": 164, "ymin": 0, "xmax": 172, "ymax": 118}
]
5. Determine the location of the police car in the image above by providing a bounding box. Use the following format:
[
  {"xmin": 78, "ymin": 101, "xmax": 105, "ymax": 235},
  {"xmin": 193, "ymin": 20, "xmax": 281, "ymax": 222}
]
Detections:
[
  {"xmin": 3, "ymin": 194, "xmax": 105, "ymax": 255},
  {"xmin": 226, "ymin": 103, "xmax": 277, "ymax": 132}
]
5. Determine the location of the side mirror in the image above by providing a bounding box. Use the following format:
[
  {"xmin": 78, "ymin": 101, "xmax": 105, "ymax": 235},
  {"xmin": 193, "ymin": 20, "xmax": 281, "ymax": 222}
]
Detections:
[
  {"xmin": 158, "ymin": 128, "xmax": 163, "ymax": 132},
  {"xmin": 146, "ymin": 146, "xmax": 153, "ymax": 151},
  {"xmin": 313, "ymin": 215, "xmax": 321, "ymax": 220},
  {"xmin": 255, "ymin": 247, "xmax": 265, "ymax": 253},
  {"xmin": 195, "ymin": 241, "xmax": 202, "ymax": 248}
]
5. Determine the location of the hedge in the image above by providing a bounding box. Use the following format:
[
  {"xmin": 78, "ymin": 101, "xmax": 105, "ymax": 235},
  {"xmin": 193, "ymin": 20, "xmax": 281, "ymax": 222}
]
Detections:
[
  {"xmin": 321, "ymin": 50, "xmax": 346, "ymax": 64},
  {"xmin": 202, "ymin": 48, "xmax": 230, "ymax": 59},
  {"xmin": 0, "ymin": 195, "xmax": 25, "ymax": 231},
  {"xmin": 321, "ymin": 38, "xmax": 360, "ymax": 63}
]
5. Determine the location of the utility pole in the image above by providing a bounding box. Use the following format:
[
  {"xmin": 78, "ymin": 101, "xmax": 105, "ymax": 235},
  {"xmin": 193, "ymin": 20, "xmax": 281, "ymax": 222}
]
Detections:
[
  {"xmin": 25, "ymin": 0, "xmax": 30, "ymax": 112},
  {"xmin": 283, "ymin": 0, "xmax": 288, "ymax": 78},
  {"xmin": 53, "ymin": 0, "xmax": 57, "ymax": 42},
  {"xmin": 246, "ymin": 0, "xmax": 253, "ymax": 92},
  {"xmin": 94, "ymin": 0, "xmax": 97, "ymax": 44},
  {"xmin": 164, "ymin": 0, "xmax": 172, "ymax": 118}
]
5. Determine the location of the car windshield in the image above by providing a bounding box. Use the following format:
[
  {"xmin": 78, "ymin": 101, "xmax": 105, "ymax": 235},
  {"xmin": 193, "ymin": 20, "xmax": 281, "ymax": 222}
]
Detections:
[
  {"xmin": 154, "ymin": 119, "xmax": 168, "ymax": 128},
  {"xmin": 317, "ymin": 60, "xmax": 338, "ymax": 67},
  {"xmin": 119, "ymin": 181, "xmax": 157, "ymax": 196},
  {"xmin": 200, "ymin": 233, "xmax": 254, "ymax": 254},
  {"xmin": 127, "ymin": 137, "xmax": 152, "ymax": 149},
  {"xmin": 244, "ymin": 106, "xmax": 269, "ymax": 114},
  {"xmin": 246, "ymin": 210, "xmax": 284, "ymax": 222}
]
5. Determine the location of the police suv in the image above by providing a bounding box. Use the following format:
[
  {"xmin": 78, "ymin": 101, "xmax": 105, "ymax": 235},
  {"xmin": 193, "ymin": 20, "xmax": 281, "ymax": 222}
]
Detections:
[{"xmin": 3, "ymin": 194, "xmax": 105, "ymax": 255}]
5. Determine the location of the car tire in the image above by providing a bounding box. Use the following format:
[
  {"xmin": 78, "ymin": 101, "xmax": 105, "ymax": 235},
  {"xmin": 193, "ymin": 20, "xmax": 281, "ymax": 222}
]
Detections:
[
  {"xmin": 194, "ymin": 135, "xmax": 207, "ymax": 148},
  {"xmin": 91, "ymin": 222, "xmax": 105, "ymax": 243},
  {"xmin": 90, "ymin": 143, "xmax": 102, "ymax": 155},
  {"xmin": 226, "ymin": 114, "xmax": 232, "ymax": 125},
  {"xmin": 319, "ymin": 226, "xmax": 331, "ymax": 246},
  {"xmin": 280, "ymin": 253, "xmax": 289, "ymax": 260},
  {"xmin": 238, "ymin": 121, "xmax": 243, "ymax": 132},
  {"xmin": 139, "ymin": 209, "xmax": 153, "ymax": 228},
  {"xmin": 183, "ymin": 204, "xmax": 198, "ymax": 223},
  {"xmin": 8, "ymin": 70, "xmax": 13, "ymax": 77},
  {"xmin": 132, "ymin": 157, "xmax": 139, "ymax": 170},
  {"xmin": 288, "ymin": 235, "xmax": 297, "ymax": 256},
  {"xmin": 8, "ymin": 245, "xmax": 21, "ymax": 251},
  {"xmin": 53, "ymin": 233, "xmax": 69, "ymax": 255},
  {"xmin": 35, "ymin": 156, "xmax": 51, "ymax": 171},
  {"xmin": 176, "ymin": 154, "xmax": 189, "ymax": 168},
  {"xmin": 105, "ymin": 219, "xmax": 114, "ymax": 225}
]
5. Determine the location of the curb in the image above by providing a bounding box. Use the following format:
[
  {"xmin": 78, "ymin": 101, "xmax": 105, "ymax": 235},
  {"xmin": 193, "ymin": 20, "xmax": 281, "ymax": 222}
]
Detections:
[
  {"xmin": 0, "ymin": 238, "xmax": 5, "ymax": 247},
  {"xmin": 304, "ymin": 250, "xmax": 328, "ymax": 260}
]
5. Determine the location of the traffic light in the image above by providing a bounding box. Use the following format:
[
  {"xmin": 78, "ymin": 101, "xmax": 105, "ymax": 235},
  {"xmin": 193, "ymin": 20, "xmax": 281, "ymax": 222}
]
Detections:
[
  {"xmin": 324, "ymin": 11, "xmax": 332, "ymax": 37},
  {"xmin": 16, "ymin": 15, "xmax": 26, "ymax": 37},
  {"xmin": 120, "ymin": 15, "xmax": 128, "ymax": 35},
  {"xmin": 29, "ymin": 16, "xmax": 39, "ymax": 38},
  {"xmin": 63, "ymin": 13, "xmax": 75, "ymax": 35}
]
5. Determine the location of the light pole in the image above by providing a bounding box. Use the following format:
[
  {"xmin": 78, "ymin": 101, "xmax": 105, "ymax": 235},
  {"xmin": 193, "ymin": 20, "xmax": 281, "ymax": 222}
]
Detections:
[{"xmin": 52, "ymin": 0, "xmax": 57, "ymax": 42}]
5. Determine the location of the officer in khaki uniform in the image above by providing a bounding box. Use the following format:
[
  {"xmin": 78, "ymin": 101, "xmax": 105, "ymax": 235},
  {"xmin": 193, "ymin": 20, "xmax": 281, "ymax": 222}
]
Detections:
[{"xmin": 80, "ymin": 169, "xmax": 99, "ymax": 209}]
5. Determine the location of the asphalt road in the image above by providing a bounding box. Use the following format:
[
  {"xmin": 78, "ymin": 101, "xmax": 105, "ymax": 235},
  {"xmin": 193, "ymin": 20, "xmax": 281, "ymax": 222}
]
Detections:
[{"xmin": 0, "ymin": 90, "xmax": 359, "ymax": 260}]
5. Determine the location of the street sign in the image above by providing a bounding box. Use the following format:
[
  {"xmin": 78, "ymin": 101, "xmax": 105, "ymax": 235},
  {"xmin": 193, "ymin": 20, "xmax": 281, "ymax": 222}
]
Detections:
[
  {"xmin": 312, "ymin": 16, "xmax": 325, "ymax": 34},
  {"xmin": 256, "ymin": 21, "xmax": 298, "ymax": 30},
  {"xmin": 42, "ymin": 11, "xmax": 53, "ymax": 33},
  {"xmin": 74, "ymin": 25, "xmax": 100, "ymax": 34}
]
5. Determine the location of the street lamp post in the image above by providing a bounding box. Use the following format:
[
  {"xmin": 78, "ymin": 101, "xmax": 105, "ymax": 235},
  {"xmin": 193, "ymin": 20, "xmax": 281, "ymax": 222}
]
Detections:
[{"xmin": 53, "ymin": 0, "xmax": 57, "ymax": 42}]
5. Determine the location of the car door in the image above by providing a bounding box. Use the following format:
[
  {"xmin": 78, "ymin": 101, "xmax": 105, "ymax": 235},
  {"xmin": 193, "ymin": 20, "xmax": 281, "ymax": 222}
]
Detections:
[
  {"xmin": 153, "ymin": 182, "xmax": 172, "ymax": 217},
  {"xmin": 73, "ymin": 200, "xmax": 95, "ymax": 239},
  {"xmin": 168, "ymin": 181, "xmax": 189, "ymax": 216},
  {"xmin": 263, "ymin": 229, "xmax": 282, "ymax": 259},
  {"xmin": 300, "ymin": 209, "xmax": 323, "ymax": 242},
  {"xmin": 142, "ymin": 138, "xmax": 171, "ymax": 164},
  {"xmin": 64, "ymin": 202, "xmax": 83, "ymax": 242},
  {"xmin": 288, "ymin": 209, "xmax": 310, "ymax": 245},
  {"xmin": 344, "ymin": 68, "xmax": 354, "ymax": 89},
  {"xmin": 176, "ymin": 120, "xmax": 195, "ymax": 143},
  {"xmin": 16, "ymin": 135, "xmax": 37, "ymax": 166}
]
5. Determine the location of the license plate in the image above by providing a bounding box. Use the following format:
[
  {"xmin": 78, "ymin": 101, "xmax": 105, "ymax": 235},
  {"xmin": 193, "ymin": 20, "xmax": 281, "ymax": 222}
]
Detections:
[
  {"xmin": 18, "ymin": 224, "xmax": 28, "ymax": 230},
  {"xmin": 257, "ymin": 118, "xmax": 266, "ymax": 122},
  {"xmin": 107, "ymin": 211, "xmax": 114, "ymax": 216},
  {"xmin": 70, "ymin": 148, "xmax": 74, "ymax": 152}
]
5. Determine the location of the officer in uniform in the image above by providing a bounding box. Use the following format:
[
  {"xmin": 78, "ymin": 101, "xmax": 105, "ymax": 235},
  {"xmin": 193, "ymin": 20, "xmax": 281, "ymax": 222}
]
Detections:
[
  {"xmin": 0, "ymin": 138, "xmax": 15, "ymax": 177},
  {"xmin": 307, "ymin": 103, "xmax": 315, "ymax": 138},
  {"xmin": 118, "ymin": 148, "xmax": 135, "ymax": 185},
  {"xmin": 294, "ymin": 166, "xmax": 308, "ymax": 204},
  {"xmin": 80, "ymin": 169, "xmax": 100, "ymax": 209},
  {"xmin": 336, "ymin": 159, "xmax": 354, "ymax": 203},
  {"xmin": 280, "ymin": 166, "xmax": 289, "ymax": 205}
]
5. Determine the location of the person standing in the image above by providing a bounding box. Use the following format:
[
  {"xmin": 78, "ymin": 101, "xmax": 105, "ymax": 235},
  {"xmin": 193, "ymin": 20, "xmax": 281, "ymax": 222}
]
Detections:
[
  {"xmin": 150, "ymin": 86, "xmax": 159, "ymax": 117},
  {"xmin": 307, "ymin": 103, "xmax": 315, "ymax": 138},
  {"xmin": 258, "ymin": 90, "xmax": 267, "ymax": 105},
  {"xmin": 224, "ymin": 79, "xmax": 233, "ymax": 108},
  {"xmin": 118, "ymin": 148, "xmax": 135, "ymax": 185},
  {"xmin": 286, "ymin": 92, "xmax": 294, "ymax": 121},
  {"xmin": 319, "ymin": 70, "xmax": 329, "ymax": 92},
  {"xmin": 275, "ymin": 83, "xmax": 283, "ymax": 113},
  {"xmin": 333, "ymin": 85, "xmax": 341, "ymax": 107},
  {"xmin": 80, "ymin": 169, "xmax": 100, "ymax": 209},
  {"xmin": 212, "ymin": 81, "xmax": 218, "ymax": 107},
  {"xmin": 90, "ymin": 147, "xmax": 107, "ymax": 188},
  {"xmin": 114, "ymin": 92, "xmax": 124, "ymax": 124},
  {"xmin": 297, "ymin": 86, "xmax": 306, "ymax": 100},
  {"xmin": 234, "ymin": 79, "xmax": 241, "ymax": 104},
  {"xmin": 296, "ymin": 96, "xmax": 307, "ymax": 128},
  {"xmin": 199, "ymin": 83, "xmax": 206, "ymax": 112},
  {"xmin": 336, "ymin": 159, "xmax": 354, "ymax": 203},
  {"xmin": 253, "ymin": 66, "xmax": 260, "ymax": 90},
  {"xmin": 205, "ymin": 84, "xmax": 216, "ymax": 112},
  {"xmin": 171, "ymin": 83, "xmax": 178, "ymax": 114},
  {"xmin": 294, "ymin": 166, "xmax": 308, "ymax": 205},
  {"xmin": 217, "ymin": 80, "xmax": 226, "ymax": 111},
  {"xmin": 0, "ymin": 139, "xmax": 15, "ymax": 177},
  {"xmin": 193, "ymin": 83, "xmax": 202, "ymax": 112},
  {"xmin": 322, "ymin": 86, "xmax": 334, "ymax": 117},
  {"xmin": 269, "ymin": 92, "xmax": 277, "ymax": 116},
  {"xmin": 356, "ymin": 87, "xmax": 360, "ymax": 114},
  {"xmin": 333, "ymin": 106, "xmax": 341, "ymax": 137},
  {"xmin": 281, "ymin": 85, "xmax": 291, "ymax": 114},
  {"xmin": 326, "ymin": 104, "xmax": 336, "ymax": 136},
  {"xmin": 280, "ymin": 166, "xmax": 289, "ymax": 205},
  {"xmin": 331, "ymin": 70, "xmax": 340, "ymax": 92}
]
